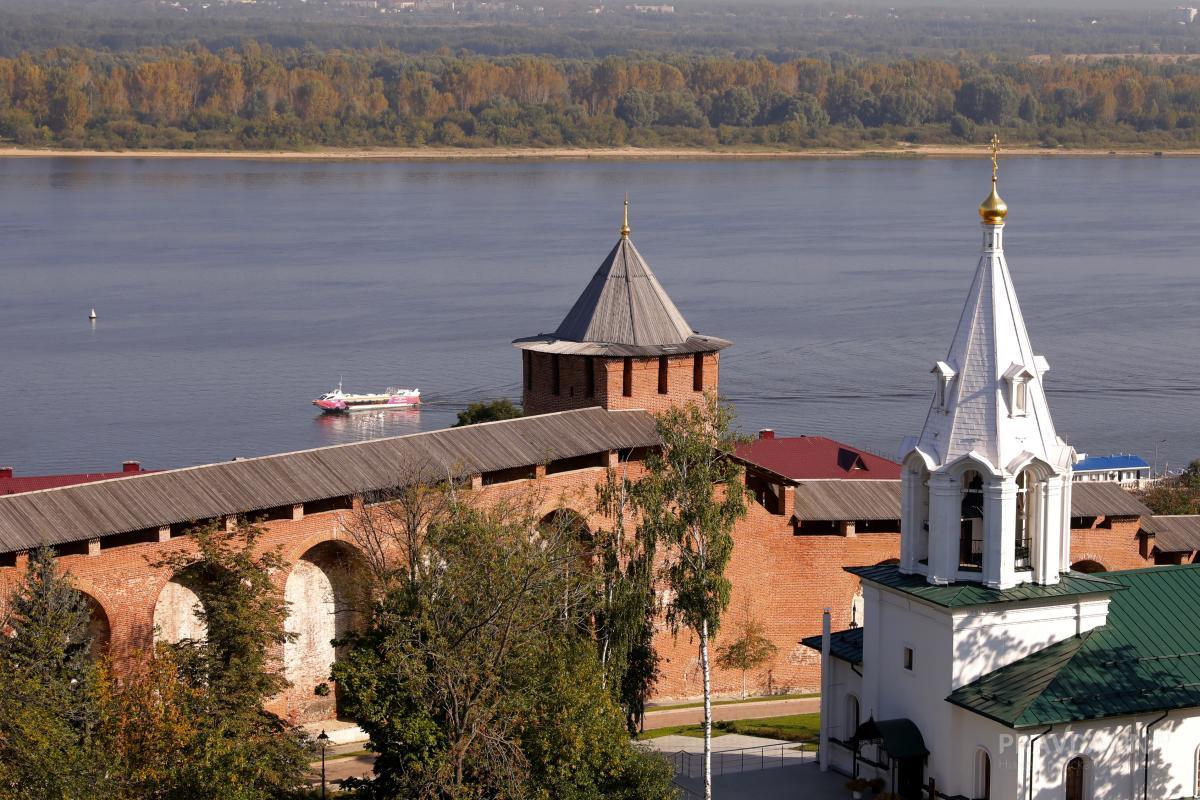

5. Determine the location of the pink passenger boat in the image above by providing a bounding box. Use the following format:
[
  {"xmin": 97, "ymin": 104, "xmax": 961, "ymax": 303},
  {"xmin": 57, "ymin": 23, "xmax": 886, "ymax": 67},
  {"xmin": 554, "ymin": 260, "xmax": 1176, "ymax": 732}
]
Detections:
[{"xmin": 312, "ymin": 383, "xmax": 420, "ymax": 413}]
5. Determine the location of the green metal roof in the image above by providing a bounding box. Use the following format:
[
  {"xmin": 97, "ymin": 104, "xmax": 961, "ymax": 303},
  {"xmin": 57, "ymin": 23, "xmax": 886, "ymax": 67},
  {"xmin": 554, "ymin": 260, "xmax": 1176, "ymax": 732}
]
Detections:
[
  {"xmin": 948, "ymin": 565, "xmax": 1200, "ymax": 728},
  {"xmin": 847, "ymin": 565, "xmax": 1123, "ymax": 609},
  {"xmin": 800, "ymin": 627, "xmax": 863, "ymax": 665}
]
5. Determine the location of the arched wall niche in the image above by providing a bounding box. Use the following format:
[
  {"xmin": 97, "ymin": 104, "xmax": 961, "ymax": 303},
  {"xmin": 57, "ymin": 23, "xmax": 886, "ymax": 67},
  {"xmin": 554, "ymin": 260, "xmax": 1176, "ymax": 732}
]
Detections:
[
  {"xmin": 152, "ymin": 566, "xmax": 210, "ymax": 645},
  {"xmin": 283, "ymin": 540, "xmax": 370, "ymax": 722}
]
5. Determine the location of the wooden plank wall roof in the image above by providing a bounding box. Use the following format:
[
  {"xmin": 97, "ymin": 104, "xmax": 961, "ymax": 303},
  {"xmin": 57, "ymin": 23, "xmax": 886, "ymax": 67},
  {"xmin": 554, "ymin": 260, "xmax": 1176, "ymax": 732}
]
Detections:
[
  {"xmin": 1070, "ymin": 481, "xmax": 1153, "ymax": 518},
  {"xmin": 1148, "ymin": 515, "xmax": 1200, "ymax": 553},
  {"xmin": 792, "ymin": 480, "xmax": 902, "ymax": 522},
  {"xmin": 0, "ymin": 408, "xmax": 659, "ymax": 554},
  {"xmin": 788, "ymin": 478, "xmax": 1149, "ymax": 523}
]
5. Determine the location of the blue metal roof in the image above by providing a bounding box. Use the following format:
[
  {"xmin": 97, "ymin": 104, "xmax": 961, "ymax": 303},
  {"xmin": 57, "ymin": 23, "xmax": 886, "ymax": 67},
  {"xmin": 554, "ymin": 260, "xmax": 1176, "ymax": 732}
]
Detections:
[{"xmin": 1074, "ymin": 454, "xmax": 1150, "ymax": 472}]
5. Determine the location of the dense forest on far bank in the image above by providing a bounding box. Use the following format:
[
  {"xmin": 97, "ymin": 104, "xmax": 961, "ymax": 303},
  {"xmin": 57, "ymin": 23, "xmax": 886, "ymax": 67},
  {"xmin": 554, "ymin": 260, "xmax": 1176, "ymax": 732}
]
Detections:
[{"xmin": 5, "ymin": 45, "xmax": 1200, "ymax": 151}]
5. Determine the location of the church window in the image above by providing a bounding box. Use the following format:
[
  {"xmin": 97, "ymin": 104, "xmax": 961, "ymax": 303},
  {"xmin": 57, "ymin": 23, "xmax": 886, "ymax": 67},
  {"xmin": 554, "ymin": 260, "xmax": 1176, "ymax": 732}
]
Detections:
[
  {"xmin": 1013, "ymin": 378, "xmax": 1028, "ymax": 416},
  {"xmin": 959, "ymin": 471, "xmax": 985, "ymax": 571},
  {"xmin": 974, "ymin": 749, "xmax": 991, "ymax": 800},
  {"xmin": 1014, "ymin": 471, "xmax": 1032, "ymax": 570},
  {"xmin": 1065, "ymin": 756, "xmax": 1086, "ymax": 800},
  {"xmin": 1004, "ymin": 364, "xmax": 1033, "ymax": 418},
  {"xmin": 658, "ymin": 356, "xmax": 669, "ymax": 394},
  {"xmin": 903, "ymin": 647, "xmax": 914, "ymax": 671},
  {"xmin": 622, "ymin": 358, "xmax": 633, "ymax": 397},
  {"xmin": 931, "ymin": 362, "xmax": 956, "ymax": 410},
  {"xmin": 845, "ymin": 695, "xmax": 860, "ymax": 739}
]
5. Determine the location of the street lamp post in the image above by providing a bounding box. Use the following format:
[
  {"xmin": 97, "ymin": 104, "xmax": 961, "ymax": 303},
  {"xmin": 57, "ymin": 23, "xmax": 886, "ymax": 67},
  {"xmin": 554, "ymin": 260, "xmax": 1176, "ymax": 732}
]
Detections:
[
  {"xmin": 317, "ymin": 730, "xmax": 330, "ymax": 799},
  {"xmin": 1154, "ymin": 439, "xmax": 1168, "ymax": 478}
]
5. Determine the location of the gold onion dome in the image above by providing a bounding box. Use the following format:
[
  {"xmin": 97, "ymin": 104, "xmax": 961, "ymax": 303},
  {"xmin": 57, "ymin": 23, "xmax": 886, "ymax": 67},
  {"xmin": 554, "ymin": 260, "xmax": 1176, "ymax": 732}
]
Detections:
[
  {"xmin": 979, "ymin": 134, "xmax": 1008, "ymax": 224},
  {"xmin": 979, "ymin": 181, "xmax": 1007, "ymax": 224}
]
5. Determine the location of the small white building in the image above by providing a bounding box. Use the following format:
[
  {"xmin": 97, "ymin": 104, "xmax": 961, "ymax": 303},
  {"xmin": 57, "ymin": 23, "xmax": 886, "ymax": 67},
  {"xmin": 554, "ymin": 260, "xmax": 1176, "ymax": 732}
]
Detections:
[{"xmin": 806, "ymin": 149, "xmax": 1200, "ymax": 800}]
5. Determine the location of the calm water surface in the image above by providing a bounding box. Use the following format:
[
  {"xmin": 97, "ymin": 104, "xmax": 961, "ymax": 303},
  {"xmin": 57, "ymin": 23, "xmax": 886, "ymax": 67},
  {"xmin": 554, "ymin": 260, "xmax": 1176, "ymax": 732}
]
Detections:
[{"xmin": 1, "ymin": 156, "xmax": 1197, "ymax": 474}]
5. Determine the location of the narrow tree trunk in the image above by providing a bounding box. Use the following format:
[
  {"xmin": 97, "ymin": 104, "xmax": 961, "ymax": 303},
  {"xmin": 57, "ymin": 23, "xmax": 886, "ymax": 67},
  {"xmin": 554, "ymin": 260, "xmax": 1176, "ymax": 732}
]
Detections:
[{"xmin": 700, "ymin": 618, "xmax": 713, "ymax": 800}]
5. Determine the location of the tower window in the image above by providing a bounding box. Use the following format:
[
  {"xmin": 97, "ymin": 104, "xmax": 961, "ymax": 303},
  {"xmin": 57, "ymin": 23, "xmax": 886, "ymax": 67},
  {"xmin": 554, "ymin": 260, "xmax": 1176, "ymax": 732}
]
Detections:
[
  {"xmin": 523, "ymin": 351, "xmax": 532, "ymax": 391},
  {"xmin": 931, "ymin": 361, "xmax": 956, "ymax": 410},
  {"xmin": 959, "ymin": 471, "xmax": 985, "ymax": 571},
  {"xmin": 1004, "ymin": 364, "xmax": 1034, "ymax": 418},
  {"xmin": 1015, "ymin": 470, "xmax": 1034, "ymax": 571},
  {"xmin": 586, "ymin": 358, "xmax": 595, "ymax": 398},
  {"xmin": 622, "ymin": 358, "xmax": 633, "ymax": 397},
  {"xmin": 693, "ymin": 353, "xmax": 704, "ymax": 391},
  {"xmin": 658, "ymin": 356, "xmax": 669, "ymax": 395},
  {"xmin": 903, "ymin": 647, "xmax": 914, "ymax": 671},
  {"xmin": 551, "ymin": 355, "xmax": 561, "ymax": 396},
  {"xmin": 1014, "ymin": 379, "xmax": 1028, "ymax": 416}
]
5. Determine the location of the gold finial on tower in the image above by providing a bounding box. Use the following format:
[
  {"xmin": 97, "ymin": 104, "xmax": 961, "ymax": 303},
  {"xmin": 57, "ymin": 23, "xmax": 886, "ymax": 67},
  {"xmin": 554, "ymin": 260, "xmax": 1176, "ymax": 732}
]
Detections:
[
  {"xmin": 979, "ymin": 133, "xmax": 1008, "ymax": 224},
  {"xmin": 620, "ymin": 193, "xmax": 630, "ymax": 238}
]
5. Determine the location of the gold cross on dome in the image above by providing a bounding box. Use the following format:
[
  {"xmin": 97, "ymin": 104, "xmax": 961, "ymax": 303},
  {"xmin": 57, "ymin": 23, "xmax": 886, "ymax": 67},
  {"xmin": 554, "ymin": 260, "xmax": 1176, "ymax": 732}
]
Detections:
[{"xmin": 990, "ymin": 134, "xmax": 1001, "ymax": 181}]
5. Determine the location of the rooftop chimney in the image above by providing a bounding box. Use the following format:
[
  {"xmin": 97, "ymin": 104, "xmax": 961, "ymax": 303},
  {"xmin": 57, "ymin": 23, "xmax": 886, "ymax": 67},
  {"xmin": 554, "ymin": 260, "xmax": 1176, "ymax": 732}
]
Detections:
[
  {"xmin": 758, "ymin": 429, "xmax": 775, "ymax": 440},
  {"xmin": 122, "ymin": 461, "xmax": 140, "ymax": 473},
  {"xmin": 0, "ymin": 467, "xmax": 11, "ymax": 479}
]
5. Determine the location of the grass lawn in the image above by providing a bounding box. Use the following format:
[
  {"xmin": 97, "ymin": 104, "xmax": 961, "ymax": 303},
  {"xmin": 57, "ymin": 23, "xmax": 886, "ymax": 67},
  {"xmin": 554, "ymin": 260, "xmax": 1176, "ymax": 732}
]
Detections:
[
  {"xmin": 638, "ymin": 713, "xmax": 820, "ymax": 743},
  {"xmin": 646, "ymin": 692, "xmax": 818, "ymax": 712}
]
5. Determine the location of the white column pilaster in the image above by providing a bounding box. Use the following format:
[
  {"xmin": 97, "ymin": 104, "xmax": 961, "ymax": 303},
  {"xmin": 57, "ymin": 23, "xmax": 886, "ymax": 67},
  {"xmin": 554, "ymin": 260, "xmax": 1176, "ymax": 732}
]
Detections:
[
  {"xmin": 928, "ymin": 474, "xmax": 961, "ymax": 585},
  {"xmin": 900, "ymin": 469, "xmax": 916, "ymax": 573},
  {"xmin": 985, "ymin": 478, "xmax": 1017, "ymax": 589}
]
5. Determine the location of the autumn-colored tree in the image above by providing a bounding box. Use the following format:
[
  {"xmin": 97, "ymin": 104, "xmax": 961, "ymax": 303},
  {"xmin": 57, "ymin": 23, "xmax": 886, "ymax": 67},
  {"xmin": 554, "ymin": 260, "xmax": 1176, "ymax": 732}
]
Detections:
[{"xmin": 716, "ymin": 601, "xmax": 778, "ymax": 699}]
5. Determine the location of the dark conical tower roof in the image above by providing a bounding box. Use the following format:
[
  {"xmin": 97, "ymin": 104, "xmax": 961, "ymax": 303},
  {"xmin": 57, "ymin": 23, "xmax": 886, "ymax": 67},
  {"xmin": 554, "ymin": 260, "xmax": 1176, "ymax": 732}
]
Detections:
[
  {"xmin": 513, "ymin": 223, "xmax": 729, "ymax": 357},
  {"xmin": 553, "ymin": 236, "xmax": 694, "ymax": 347}
]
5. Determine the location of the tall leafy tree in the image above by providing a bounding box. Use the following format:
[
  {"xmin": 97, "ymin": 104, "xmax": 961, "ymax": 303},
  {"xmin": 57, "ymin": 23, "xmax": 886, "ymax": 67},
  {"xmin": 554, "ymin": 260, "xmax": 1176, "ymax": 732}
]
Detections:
[
  {"xmin": 594, "ymin": 460, "xmax": 660, "ymax": 735},
  {"xmin": 153, "ymin": 522, "xmax": 310, "ymax": 800},
  {"xmin": 0, "ymin": 548, "xmax": 110, "ymax": 799},
  {"xmin": 629, "ymin": 394, "xmax": 748, "ymax": 800},
  {"xmin": 333, "ymin": 500, "xmax": 674, "ymax": 800}
]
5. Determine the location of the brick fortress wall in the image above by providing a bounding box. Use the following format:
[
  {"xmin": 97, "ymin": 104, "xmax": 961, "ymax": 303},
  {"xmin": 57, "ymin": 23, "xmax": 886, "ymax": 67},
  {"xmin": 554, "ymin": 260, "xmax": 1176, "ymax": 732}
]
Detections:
[{"xmin": 521, "ymin": 351, "xmax": 719, "ymax": 416}]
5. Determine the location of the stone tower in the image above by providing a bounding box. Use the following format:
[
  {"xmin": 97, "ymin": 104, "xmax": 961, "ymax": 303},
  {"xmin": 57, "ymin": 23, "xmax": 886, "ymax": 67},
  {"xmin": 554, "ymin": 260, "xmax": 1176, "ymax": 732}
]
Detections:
[
  {"xmin": 898, "ymin": 138, "xmax": 1076, "ymax": 590},
  {"xmin": 513, "ymin": 199, "xmax": 730, "ymax": 416}
]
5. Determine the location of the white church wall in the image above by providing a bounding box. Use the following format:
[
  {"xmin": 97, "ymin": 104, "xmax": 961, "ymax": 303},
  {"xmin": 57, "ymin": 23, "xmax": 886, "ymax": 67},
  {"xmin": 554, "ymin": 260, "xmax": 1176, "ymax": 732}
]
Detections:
[
  {"xmin": 825, "ymin": 657, "xmax": 864, "ymax": 775},
  {"xmin": 941, "ymin": 707, "xmax": 1019, "ymax": 800},
  {"xmin": 1014, "ymin": 710, "xmax": 1200, "ymax": 800},
  {"xmin": 950, "ymin": 596, "xmax": 1111, "ymax": 687}
]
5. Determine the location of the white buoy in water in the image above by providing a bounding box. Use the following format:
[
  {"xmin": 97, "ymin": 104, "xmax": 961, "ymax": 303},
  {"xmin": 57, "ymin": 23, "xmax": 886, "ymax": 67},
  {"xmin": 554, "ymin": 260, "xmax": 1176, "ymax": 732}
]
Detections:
[{"xmin": 88, "ymin": 308, "xmax": 97, "ymax": 321}]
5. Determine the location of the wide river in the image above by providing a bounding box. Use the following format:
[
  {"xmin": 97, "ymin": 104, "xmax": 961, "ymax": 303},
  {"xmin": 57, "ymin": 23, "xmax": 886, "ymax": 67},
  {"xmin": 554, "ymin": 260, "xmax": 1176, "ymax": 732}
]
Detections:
[{"xmin": 1, "ymin": 156, "xmax": 1196, "ymax": 475}]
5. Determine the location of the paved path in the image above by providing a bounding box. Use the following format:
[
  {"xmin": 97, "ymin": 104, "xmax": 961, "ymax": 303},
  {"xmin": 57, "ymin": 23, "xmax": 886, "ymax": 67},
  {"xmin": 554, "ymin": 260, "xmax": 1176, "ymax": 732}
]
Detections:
[
  {"xmin": 308, "ymin": 698, "xmax": 824, "ymax": 791},
  {"xmin": 674, "ymin": 762, "xmax": 848, "ymax": 800},
  {"xmin": 642, "ymin": 697, "xmax": 820, "ymax": 730},
  {"xmin": 310, "ymin": 751, "xmax": 375, "ymax": 790}
]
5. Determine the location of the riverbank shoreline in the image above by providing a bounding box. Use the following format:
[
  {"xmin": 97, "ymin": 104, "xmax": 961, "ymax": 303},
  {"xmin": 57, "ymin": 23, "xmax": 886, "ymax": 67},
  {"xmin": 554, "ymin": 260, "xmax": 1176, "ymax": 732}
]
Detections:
[{"xmin": 1, "ymin": 143, "xmax": 1199, "ymax": 161}]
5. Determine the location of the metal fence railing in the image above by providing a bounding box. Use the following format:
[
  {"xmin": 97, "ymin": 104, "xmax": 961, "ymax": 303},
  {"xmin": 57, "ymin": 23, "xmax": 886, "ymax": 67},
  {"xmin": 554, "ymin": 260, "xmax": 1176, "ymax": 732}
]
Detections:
[{"xmin": 668, "ymin": 741, "xmax": 816, "ymax": 780}]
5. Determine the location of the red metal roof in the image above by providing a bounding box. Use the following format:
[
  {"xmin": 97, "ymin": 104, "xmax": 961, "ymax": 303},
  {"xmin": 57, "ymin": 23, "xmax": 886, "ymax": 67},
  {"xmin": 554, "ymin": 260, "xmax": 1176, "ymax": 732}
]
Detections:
[
  {"xmin": 734, "ymin": 435, "xmax": 900, "ymax": 481},
  {"xmin": 0, "ymin": 466, "xmax": 149, "ymax": 496}
]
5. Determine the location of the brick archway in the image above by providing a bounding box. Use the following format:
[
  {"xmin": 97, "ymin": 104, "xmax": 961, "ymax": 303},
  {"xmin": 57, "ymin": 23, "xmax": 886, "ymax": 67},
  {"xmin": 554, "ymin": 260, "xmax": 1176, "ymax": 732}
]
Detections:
[
  {"xmin": 62, "ymin": 573, "xmax": 116, "ymax": 658},
  {"xmin": 282, "ymin": 539, "xmax": 370, "ymax": 723}
]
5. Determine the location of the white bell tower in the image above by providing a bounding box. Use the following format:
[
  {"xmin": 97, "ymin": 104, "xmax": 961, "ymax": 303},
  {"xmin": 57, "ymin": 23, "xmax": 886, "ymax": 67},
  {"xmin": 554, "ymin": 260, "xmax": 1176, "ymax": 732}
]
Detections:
[{"xmin": 899, "ymin": 137, "xmax": 1076, "ymax": 590}]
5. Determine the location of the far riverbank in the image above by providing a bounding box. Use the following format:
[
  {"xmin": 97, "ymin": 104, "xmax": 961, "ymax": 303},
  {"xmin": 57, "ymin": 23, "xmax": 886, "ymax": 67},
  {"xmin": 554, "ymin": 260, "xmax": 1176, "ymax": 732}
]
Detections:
[{"xmin": 2, "ymin": 144, "xmax": 1200, "ymax": 161}]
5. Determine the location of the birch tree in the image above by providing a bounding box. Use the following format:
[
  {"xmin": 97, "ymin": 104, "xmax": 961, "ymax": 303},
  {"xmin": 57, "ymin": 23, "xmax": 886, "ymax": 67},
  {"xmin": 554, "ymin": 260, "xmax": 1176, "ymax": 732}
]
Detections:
[{"xmin": 630, "ymin": 395, "xmax": 747, "ymax": 800}]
